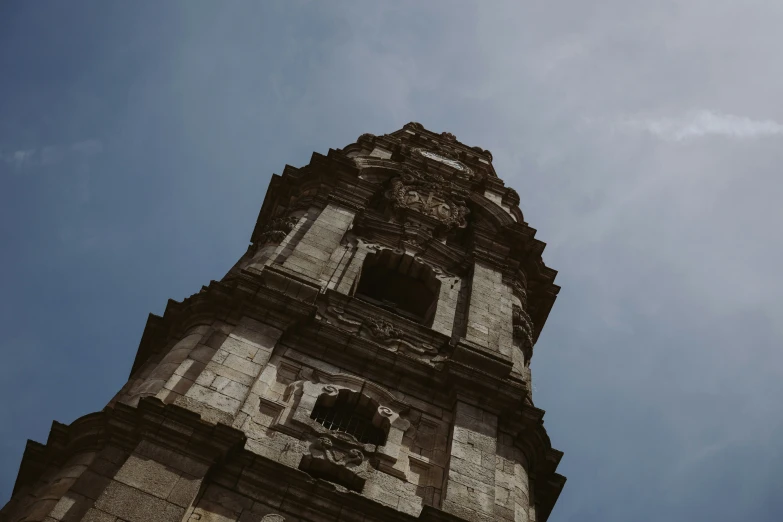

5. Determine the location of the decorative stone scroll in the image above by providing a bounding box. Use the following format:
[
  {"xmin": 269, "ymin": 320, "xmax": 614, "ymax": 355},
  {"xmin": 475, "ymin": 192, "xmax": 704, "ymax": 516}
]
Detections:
[
  {"xmin": 513, "ymin": 304, "xmax": 535, "ymax": 364},
  {"xmin": 511, "ymin": 278, "xmax": 529, "ymax": 307},
  {"xmin": 323, "ymin": 305, "xmax": 363, "ymax": 329},
  {"xmin": 364, "ymin": 318, "xmax": 439, "ymax": 357},
  {"xmin": 366, "ymin": 317, "xmax": 404, "ymax": 341},
  {"xmin": 385, "ymin": 166, "xmax": 470, "ymax": 232}
]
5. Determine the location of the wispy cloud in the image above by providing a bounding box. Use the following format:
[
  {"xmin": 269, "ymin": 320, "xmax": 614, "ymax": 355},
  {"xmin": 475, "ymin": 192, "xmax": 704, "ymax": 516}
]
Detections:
[
  {"xmin": 1, "ymin": 139, "xmax": 102, "ymax": 171},
  {"xmin": 4, "ymin": 149, "xmax": 36, "ymax": 169},
  {"xmin": 621, "ymin": 110, "xmax": 783, "ymax": 141}
]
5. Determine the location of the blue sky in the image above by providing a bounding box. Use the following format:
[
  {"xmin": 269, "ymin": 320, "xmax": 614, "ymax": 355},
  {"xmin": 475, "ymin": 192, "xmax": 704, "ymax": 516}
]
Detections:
[{"xmin": 2, "ymin": 2, "xmax": 783, "ymax": 520}]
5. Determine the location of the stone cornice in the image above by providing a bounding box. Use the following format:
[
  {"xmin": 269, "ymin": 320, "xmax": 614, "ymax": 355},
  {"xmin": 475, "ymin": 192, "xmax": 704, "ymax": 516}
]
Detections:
[
  {"xmin": 129, "ymin": 267, "xmax": 319, "ymax": 378},
  {"xmin": 11, "ymin": 397, "xmax": 247, "ymax": 497}
]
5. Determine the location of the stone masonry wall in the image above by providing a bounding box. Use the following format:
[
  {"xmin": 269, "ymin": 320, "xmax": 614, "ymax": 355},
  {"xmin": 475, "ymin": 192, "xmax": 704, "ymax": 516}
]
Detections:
[
  {"xmin": 282, "ymin": 203, "xmax": 355, "ymax": 282},
  {"xmin": 442, "ymin": 402, "xmax": 498, "ymax": 522},
  {"xmin": 464, "ymin": 262, "xmax": 514, "ymax": 361}
]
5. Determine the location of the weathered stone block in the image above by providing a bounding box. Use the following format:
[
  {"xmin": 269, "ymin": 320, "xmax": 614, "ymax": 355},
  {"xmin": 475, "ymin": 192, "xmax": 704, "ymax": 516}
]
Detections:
[
  {"xmin": 114, "ymin": 454, "xmax": 181, "ymax": 499},
  {"xmin": 94, "ymin": 481, "xmax": 185, "ymax": 522}
]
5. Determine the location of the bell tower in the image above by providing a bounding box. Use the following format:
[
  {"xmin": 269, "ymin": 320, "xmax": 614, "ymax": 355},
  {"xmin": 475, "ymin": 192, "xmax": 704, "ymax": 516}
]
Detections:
[{"xmin": 2, "ymin": 123, "xmax": 565, "ymax": 522}]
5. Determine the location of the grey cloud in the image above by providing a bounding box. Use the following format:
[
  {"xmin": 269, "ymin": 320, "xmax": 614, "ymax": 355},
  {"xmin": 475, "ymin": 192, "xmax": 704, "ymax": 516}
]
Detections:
[
  {"xmin": 2, "ymin": 2, "xmax": 782, "ymax": 520},
  {"xmin": 620, "ymin": 110, "xmax": 783, "ymax": 140}
]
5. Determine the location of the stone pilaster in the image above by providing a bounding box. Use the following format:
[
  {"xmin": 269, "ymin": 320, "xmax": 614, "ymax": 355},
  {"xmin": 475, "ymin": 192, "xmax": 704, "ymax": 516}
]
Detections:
[
  {"xmin": 442, "ymin": 402, "xmax": 498, "ymax": 522},
  {"xmin": 282, "ymin": 203, "xmax": 355, "ymax": 283},
  {"xmin": 495, "ymin": 432, "xmax": 531, "ymax": 521},
  {"xmin": 464, "ymin": 262, "xmax": 514, "ymax": 361},
  {"xmin": 113, "ymin": 325, "xmax": 213, "ymax": 408},
  {"xmin": 430, "ymin": 274, "xmax": 460, "ymax": 337},
  {"xmin": 173, "ymin": 317, "xmax": 283, "ymax": 426}
]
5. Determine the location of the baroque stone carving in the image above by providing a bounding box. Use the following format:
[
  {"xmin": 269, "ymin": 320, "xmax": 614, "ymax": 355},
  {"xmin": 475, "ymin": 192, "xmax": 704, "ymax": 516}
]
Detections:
[
  {"xmin": 505, "ymin": 187, "xmax": 521, "ymax": 205},
  {"xmin": 258, "ymin": 216, "xmax": 298, "ymax": 245},
  {"xmin": 366, "ymin": 318, "xmax": 404, "ymax": 340},
  {"xmin": 402, "ymin": 220, "xmax": 431, "ymax": 248},
  {"xmin": 299, "ymin": 435, "xmax": 367, "ymax": 492},
  {"xmin": 511, "ymin": 279, "xmax": 528, "ymax": 307},
  {"xmin": 385, "ymin": 166, "xmax": 470, "ymax": 232},
  {"xmin": 311, "ymin": 436, "xmax": 364, "ymax": 467},
  {"xmin": 513, "ymin": 304, "xmax": 535, "ymax": 364},
  {"xmin": 365, "ymin": 318, "xmax": 438, "ymax": 357},
  {"xmin": 324, "ymin": 305, "xmax": 363, "ymax": 329}
]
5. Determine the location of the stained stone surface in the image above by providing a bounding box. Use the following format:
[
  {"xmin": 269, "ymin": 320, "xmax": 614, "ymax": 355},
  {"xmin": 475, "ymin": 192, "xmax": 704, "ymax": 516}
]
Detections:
[{"xmin": 1, "ymin": 123, "xmax": 564, "ymax": 522}]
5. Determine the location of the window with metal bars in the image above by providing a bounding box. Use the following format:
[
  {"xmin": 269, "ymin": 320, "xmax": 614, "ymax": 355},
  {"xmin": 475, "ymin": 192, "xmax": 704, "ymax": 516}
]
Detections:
[{"xmin": 310, "ymin": 390, "xmax": 388, "ymax": 446}]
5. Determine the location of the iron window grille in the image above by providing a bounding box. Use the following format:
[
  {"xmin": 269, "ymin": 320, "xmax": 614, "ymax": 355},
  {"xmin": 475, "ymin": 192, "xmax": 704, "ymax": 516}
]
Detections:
[{"xmin": 310, "ymin": 394, "xmax": 387, "ymax": 446}]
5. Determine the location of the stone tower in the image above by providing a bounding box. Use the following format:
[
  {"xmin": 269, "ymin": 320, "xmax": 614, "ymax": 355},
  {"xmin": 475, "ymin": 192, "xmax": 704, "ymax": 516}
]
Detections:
[{"xmin": 1, "ymin": 123, "xmax": 565, "ymax": 522}]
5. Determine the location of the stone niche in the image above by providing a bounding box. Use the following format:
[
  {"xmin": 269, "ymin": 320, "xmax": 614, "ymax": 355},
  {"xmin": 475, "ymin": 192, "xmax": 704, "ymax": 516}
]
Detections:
[{"xmin": 258, "ymin": 372, "xmax": 412, "ymax": 491}]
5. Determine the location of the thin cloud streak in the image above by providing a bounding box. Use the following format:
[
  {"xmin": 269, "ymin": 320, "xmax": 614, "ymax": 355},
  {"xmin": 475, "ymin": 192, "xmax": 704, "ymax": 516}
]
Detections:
[
  {"xmin": 1, "ymin": 140, "xmax": 102, "ymax": 171},
  {"xmin": 622, "ymin": 110, "xmax": 783, "ymax": 141}
]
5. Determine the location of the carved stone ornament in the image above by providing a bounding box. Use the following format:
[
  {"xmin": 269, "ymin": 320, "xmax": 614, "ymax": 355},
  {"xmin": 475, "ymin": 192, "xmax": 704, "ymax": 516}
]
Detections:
[
  {"xmin": 311, "ymin": 436, "xmax": 365, "ymax": 467},
  {"xmin": 258, "ymin": 216, "xmax": 298, "ymax": 245},
  {"xmin": 505, "ymin": 187, "xmax": 521, "ymax": 206},
  {"xmin": 299, "ymin": 434, "xmax": 367, "ymax": 492},
  {"xmin": 324, "ymin": 305, "xmax": 363, "ymax": 330},
  {"xmin": 261, "ymin": 516, "xmax": 285, "ymax": 522},
  {"xmin": 513, "ymin": 304, "xmax": 535, "ymax": 364},
  {"xmin": 385, "ymin": 166, "xmax": 470, "ymax": 231},
  {"xmin": 365, "ymin": 318, "xmax": 438, "ymax": 357},
  {"xmin": 511, "ymin": 279, "xmax": 528, "ymax": 307},
  {"xmin": 402, "ymin": 220, "xmax": 431, "ymax": 249},
  {"xmin": 366, "ymin": 317, "xmax": 404, "ymax": 340}
]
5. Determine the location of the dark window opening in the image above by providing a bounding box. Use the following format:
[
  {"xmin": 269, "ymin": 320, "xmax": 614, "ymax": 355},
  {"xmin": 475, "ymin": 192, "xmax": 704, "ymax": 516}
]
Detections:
[
  {"xmin": 310, "ymin": 389, "xmax": 388, "ymax": 446},
  {"xmin": 354, "ymin": 251, "xmax": 440, "ymax": 325}
]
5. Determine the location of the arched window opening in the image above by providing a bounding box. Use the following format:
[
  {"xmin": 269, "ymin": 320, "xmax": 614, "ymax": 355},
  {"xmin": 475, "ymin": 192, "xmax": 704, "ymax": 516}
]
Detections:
[
  {"xmin": 310, "ymin": 389, "xmax": 388, "ymax": 446},
  {"xmin": 354, "ymin": 251, "xmax": 440, "ymax": 325}
]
